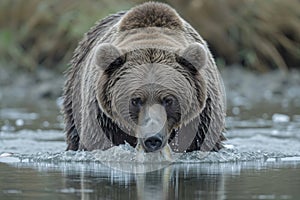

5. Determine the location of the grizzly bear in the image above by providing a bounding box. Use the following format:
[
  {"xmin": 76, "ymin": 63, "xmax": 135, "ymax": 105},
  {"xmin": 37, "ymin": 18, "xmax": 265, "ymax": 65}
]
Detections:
[{"xmin": 63, "ymin": 2, "xmax": 226, "ymax": 153}]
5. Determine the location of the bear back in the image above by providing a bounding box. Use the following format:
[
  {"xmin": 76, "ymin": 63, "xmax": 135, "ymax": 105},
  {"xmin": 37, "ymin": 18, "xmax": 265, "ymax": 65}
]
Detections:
[{"xmin": 119, "ymin": 2, "xmax": 184, "ymax": 31}]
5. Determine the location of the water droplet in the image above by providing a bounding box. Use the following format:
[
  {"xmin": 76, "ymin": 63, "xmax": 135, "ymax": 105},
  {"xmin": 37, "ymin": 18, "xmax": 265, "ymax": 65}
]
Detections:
[
  {"xmin": 1, "ymin": 120, "xmax": 15, "ymax": 132},
  {"xmin": 43, "ymin": 121, "xmax": 50, "ymax": 127},
  {"xmin": 15, "ymin": 119, "xmax": 24, "ymax": 126},
  {"xmin": 232, "ymin": 107, "xmax": 240, "ymax": 115},
  {"xmin": 272, "ymin": 113, "xmax": 290, "ymax": 123},
  {"xmin": 262, "ymin": 113, "xmax": 268, "ymax": 119}
]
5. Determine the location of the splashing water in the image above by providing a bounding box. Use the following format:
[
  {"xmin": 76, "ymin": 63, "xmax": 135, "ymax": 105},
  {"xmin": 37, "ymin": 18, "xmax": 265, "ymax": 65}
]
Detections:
[{"xmin": 0, "ymin": 97, "xmax": 300, "ymax": 173}]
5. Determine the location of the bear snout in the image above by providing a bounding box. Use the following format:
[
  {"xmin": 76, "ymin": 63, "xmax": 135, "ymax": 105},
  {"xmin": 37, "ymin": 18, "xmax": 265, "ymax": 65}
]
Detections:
[
  {"xmin": 136, "ymin": 104, "xmax": 170, "ymax": 152},
  {"xmin": 143, "ymin": 133, "xmax": 164, "ymax": 152}
]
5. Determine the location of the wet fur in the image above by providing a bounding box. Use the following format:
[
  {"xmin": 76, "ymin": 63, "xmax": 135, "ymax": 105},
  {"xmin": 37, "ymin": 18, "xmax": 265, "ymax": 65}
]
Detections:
[{"xmin": 63, "ymin": 2, "xmax": 226, "ymax": 151}]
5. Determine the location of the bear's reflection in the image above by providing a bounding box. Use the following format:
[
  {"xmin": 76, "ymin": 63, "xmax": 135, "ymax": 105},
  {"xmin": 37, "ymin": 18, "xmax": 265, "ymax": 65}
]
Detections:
[{"xmin": 62, "ymin": 163, "xmax": 225, "ymax": 200}]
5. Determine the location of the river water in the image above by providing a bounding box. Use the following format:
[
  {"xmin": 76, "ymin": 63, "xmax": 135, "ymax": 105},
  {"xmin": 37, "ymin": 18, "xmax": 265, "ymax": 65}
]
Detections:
[{"xmin": 0, "ymin": 69, "xmax": 300, "ymax": 199}]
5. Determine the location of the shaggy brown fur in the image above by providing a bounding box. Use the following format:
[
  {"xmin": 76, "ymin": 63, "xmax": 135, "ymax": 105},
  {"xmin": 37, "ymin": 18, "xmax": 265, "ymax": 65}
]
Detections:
[
  {"xmin": 119, "ymin": 2, "xmax": 183, "ymax": 31},
  {"xmin": 63, "ymin": 2, "xmax": 226, "ymax": 152}
]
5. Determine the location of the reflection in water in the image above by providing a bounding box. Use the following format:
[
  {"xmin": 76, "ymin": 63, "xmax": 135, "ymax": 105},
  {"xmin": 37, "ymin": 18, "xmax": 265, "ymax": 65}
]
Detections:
[
  {"xmin": 1, "ymin": 157, "xmax": 300, "ymax": 199},
  {"xmin": 0, "ymin": 162, "xmax": 226, "ymax": 200},
  {"xmin": 61, "ymin": 163, "xmax": 225, "ymax": 200}
]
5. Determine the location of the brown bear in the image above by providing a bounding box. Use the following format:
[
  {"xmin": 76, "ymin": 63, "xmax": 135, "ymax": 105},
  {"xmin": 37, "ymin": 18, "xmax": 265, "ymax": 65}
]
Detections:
[{"xmin": 63, "ymin": 2, "xmax": 226, "ymax": 153}]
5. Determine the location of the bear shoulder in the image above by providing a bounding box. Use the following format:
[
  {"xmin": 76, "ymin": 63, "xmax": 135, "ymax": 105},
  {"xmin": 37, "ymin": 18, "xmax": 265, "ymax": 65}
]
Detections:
[{"xmin": 63, "ymin": 11, "xmax": 126, "ymax": 150}]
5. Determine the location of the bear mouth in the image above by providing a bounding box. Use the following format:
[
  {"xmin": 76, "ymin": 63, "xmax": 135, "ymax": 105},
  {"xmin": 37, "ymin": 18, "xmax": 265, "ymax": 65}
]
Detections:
[
  {"xmin": 135, "ymin": 138, "xmax": 173, "ymax": 161},
  {"xmin": 135, "ymin": 127, "xmax": 178, "ymax": 156}
]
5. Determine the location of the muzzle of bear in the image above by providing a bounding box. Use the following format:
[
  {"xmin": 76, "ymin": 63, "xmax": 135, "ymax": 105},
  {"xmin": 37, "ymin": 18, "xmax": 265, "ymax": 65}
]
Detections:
[{"xmin": 136, "ymin": 104, "xmax": 168, "ymax": 152}]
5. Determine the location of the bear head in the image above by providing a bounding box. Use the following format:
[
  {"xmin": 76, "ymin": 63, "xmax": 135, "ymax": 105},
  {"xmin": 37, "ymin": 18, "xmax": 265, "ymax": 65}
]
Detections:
[{"xmin": 94, "ymin": 43, "xmax": 208, "ymax": 152}]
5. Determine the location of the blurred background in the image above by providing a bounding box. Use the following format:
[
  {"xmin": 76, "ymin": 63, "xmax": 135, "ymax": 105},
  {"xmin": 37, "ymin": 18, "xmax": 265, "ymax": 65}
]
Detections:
[
  {"xmin": 0, "ymin": 0, "xmax": 299, "ymax": 110},
  {"xmin": 1, "ymin": 0, "xmax": 299, "ymax": 73}
]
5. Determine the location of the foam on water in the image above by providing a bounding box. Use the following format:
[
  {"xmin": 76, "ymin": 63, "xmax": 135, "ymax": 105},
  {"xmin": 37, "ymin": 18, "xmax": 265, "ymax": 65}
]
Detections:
[
  {"xmin": 1, "ymin": 140, "xmax": 299, "ymax": 164},
  {"xmin": 1, "ymin": 130, "xmax": 300, "ymax": 172},
  {"xmin": 1, "ymin": 144, "xmax": 300, "ymax": 174}
]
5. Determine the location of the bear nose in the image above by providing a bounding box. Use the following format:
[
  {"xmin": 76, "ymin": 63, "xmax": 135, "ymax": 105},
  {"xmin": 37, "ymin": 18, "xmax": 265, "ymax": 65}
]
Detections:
[{"xmin": 144, "ymin": 134, "xmax": 163, "ymax": 152}]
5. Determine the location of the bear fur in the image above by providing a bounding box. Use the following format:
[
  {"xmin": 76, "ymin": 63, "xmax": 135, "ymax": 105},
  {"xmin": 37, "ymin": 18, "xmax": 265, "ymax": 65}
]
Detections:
[{"xmin": 63, "ymin": 2, "xmax": 226, "ymax": 152}]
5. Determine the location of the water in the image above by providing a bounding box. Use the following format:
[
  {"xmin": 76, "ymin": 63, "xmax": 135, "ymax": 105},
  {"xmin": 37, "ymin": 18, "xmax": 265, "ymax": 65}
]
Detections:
[
  {"xmin": 0, "ymin": 95, "xmax": 300, "ymax": 199},
  {"xmin": 1, "ymin": 161, "xmax": 299, "ymax": 200}
]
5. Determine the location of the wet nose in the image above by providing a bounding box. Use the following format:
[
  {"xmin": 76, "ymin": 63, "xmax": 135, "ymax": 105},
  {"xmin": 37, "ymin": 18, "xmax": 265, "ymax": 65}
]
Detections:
[{"xmin": 144, "ymin": 135, "xmax": 163, "ymax": 152}]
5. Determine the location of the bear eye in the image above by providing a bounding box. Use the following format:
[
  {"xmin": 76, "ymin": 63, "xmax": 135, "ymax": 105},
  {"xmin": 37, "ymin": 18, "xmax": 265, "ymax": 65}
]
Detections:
[
  {"xmin": 131, "ymin": 97, "xmax": 143, "ymax": 107},
  {"xmin": 163, "ymin": 96, "xmax": 174, "ymax": 107}
]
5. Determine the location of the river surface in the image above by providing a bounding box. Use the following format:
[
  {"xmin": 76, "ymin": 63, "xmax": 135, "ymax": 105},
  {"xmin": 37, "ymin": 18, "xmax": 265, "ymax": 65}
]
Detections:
[{"xmin": 0, "ymin": 69, "xmax": 300, "ymax": 199}]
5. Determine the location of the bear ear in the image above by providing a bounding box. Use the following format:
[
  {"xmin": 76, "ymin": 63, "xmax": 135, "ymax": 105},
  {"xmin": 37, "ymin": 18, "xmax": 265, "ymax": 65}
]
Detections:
[
  {"xmin": 177, "ymin": 43, "xmax": 208, "ymax": 71},
  {"xmin": 95, "ymin": 43, "xmax": 124, "ymax": 70}
]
